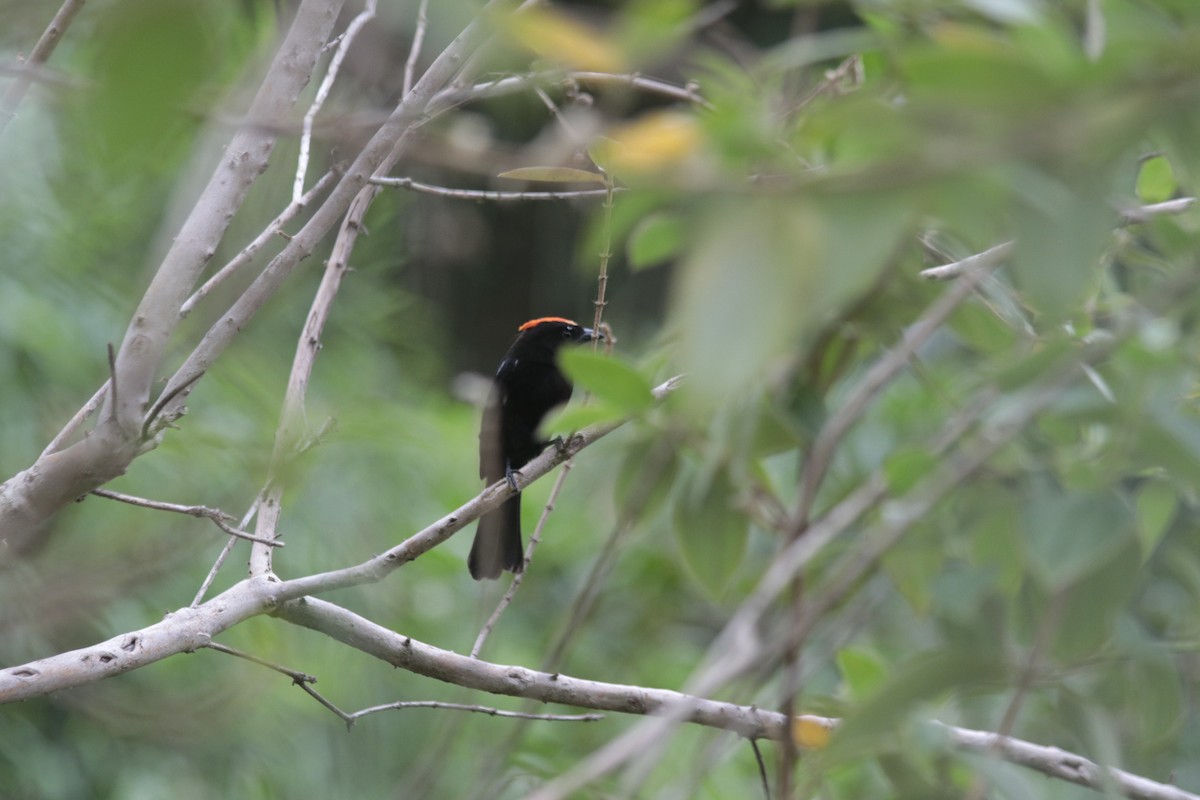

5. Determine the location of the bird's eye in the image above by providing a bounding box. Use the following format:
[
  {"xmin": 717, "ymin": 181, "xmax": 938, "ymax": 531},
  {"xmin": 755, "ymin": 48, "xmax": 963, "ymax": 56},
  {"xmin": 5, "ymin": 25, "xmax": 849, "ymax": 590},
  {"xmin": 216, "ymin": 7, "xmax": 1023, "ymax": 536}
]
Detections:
[{"xmin": 562, "ymin": 327, "xmax": 575, "ymax": 338}]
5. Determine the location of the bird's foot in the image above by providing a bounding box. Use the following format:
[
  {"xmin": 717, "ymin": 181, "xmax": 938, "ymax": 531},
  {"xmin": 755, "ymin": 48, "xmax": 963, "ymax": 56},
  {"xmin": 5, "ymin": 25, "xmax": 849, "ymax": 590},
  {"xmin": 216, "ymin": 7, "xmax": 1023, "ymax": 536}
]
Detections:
[{"xmin": 504, "ymin": 465, "xmax": 521, "ymax": 492}]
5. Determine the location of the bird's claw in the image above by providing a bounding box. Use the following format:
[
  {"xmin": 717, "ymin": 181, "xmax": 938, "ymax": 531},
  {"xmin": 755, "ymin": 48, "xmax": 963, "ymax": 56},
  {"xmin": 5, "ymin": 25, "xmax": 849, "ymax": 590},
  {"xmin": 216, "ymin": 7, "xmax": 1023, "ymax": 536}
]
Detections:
[{"xmin": 504, "ymin": 465, "xmax": 521, "ymax": 492}]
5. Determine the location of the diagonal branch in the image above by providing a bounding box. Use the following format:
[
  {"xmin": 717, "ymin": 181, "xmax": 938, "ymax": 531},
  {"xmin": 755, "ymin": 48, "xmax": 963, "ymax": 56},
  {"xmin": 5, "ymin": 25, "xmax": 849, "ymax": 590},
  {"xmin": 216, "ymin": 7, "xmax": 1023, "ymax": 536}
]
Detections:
[
  {"xmin": 0, "ymin": 376, "xmax": 682, "ymax": 703},
  {"xmin": 0, "ymin": 0, "xmax": 347, "ymax": 550},
  {"xmin": 0, "ymin": 0, "xmax": 88, "ymax": 137}
]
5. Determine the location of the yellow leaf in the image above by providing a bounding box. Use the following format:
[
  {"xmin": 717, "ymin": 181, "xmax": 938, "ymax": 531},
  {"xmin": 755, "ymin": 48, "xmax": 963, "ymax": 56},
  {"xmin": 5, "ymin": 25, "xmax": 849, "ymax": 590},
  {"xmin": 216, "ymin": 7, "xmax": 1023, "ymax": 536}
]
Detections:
[
  {"xmin": 502, "ymin": 8, "xmax": 626, "ymax": 73},
  {"xmin": 591, "ymin": 111, "xmax": 702, "ymax": 177},
  {"xmin": 792, "ymin": 716, "xmax": 833, "ymax": 749}
]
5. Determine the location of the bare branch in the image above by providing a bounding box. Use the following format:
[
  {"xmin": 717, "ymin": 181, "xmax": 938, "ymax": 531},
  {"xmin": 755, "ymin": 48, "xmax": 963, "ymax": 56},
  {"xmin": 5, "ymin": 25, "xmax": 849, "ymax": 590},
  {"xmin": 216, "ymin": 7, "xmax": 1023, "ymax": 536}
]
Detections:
[
  {"xmin": 38, "ymin": 380, "xmax": 108, "ymax": 458},
  {"xmin": 181, "ymin": 168, "xmax": 338, "ymax": 319},
  {"xmin": 90, "ymin": 488, "xmax": 282, "ymax": 547},
  {"xmin": 1118, "ymin": 196, "xmax": 1196, "ymax": 224},
  {"xmin": 403, "ymin": 0, "xmax": 431, "ymax": 96},
  {"xmin": 202, "ymin": 641, "xmax": 315, "ymax": 684},
  {"xmin": 250, "ymin": 177, "xmax": 377, "ymax": 575},
  {"xmin": 428, "ymin": 70, "xmax": 711, "ymax": 116},
  {"xmin": 371, "ymin": 175, "xmax": 613, "ymax": 201},
  {"xmin": 0, "ymin": 0, "xmax": 348, "ymax": 545},
  {"xmin": 153, "ymin": 0, "xmax": 510, "ymax": 426},
  {"xmin": 919, "ymin": 240, "xmax": 1014, "ymax": 281},
  {"xmin": 294, "ymin": 0, "xmax": 377, "ymax": 203},
  {"xmin": 0, "ymin": 0, "xmax": 87, "ymax": 137},
  {"xmin": 347, "ymin": 701, "xmax": 604, "ymax": 725}
]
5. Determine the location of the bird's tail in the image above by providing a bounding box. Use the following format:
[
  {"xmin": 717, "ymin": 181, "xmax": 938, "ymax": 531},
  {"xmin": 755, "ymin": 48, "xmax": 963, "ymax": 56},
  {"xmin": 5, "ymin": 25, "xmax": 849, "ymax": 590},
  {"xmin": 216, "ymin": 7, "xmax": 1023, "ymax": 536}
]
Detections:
[{"xmin": 468, "ymin": 493, "xmax": 524, "ymax": 580}]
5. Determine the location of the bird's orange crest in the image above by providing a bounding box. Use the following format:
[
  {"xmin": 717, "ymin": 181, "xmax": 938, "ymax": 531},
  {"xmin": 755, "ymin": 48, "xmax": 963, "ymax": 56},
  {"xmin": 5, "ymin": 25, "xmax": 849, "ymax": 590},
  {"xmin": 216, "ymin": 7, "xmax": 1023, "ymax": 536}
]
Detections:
[{"xmin": 519, "ymin": 316, "xmax": 577, "ymax": 331}]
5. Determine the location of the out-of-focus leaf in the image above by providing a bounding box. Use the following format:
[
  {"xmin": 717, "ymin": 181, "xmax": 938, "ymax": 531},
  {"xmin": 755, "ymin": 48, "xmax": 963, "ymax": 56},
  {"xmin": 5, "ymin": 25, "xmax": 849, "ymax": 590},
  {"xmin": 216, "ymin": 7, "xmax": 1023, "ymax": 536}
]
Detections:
[
  {"xmin": 613, "ymin": 437, "xmax": 679, "ymax": 522},
  {"xmin": 967, "ymin": 488, "xmax": 1025, "ymax": 598},
  {"xmin": 559, "ymin": 349, "xmax": 653, "ymax": 413},
  {"xmin": 627, "ymin": 213, "xmax": 684, "ymax": 270},
  {"xmin": 672, "ymin": 463, "xmax": 748, "ymax": 596},
  {"xmin": 837, "ymin": 648, "xmax": 888, "ymax": 701},
  {"xmin": 500, "ymin": 7, "xmax": 627, "ymax": 72},
  {"xmin": 1135, "ymin": 480, "xmax": 1177, "ymax": 560},
  {"xmin": 1136, "ymin": 156, "xmax": 1176, "ymax": 205},
  {"xmin": 497, "ymin": 167, "xmax": 608, "ymax": 185},
  {"xmin": 673, "ymin": 192, "xmax": 911, "ymax": 413},
  {"xmin": 948, "ymin": 299, "xmax": 1018, "ymax": 353},
  {"xmin": 591, "ymin": 112, "xmax": 704, "ymax": 178},
  {"xmin": 542, "ymin": 402, "xmax": 623, "ymax": 438},
  {"xmin": 883, "ymin": 447, "xmax": 938, "ymax": 495},
  {"xmin": 793, "ymin": 717, "xmax": 832, "ymax": 749},
  {"xmin": 883, "ymin": 533, "xmax": 944, "ymax": 615},
  {"xmin": 829, "ymin": 648, "xmax": 1007, "ymax": 761},
  {"xmin": 1022, "ymin": 487, "xmax": 1135, "ymax": 592},
  {"xmin": 1010, "ymin": 171, "xmax": 1117, "ymax": 319}
]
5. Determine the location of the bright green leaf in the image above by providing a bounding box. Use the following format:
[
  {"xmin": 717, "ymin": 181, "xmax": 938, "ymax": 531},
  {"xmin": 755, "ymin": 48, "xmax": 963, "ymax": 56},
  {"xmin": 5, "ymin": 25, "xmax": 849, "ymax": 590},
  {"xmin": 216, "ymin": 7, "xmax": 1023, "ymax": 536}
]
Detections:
[
  {"xmin": 542, "ymin": 402, "xmax": 624, "ymax": 437},
  {"xmin": 559, "ymin": 349, "xmax": 654, "ymax": 413},
  {"xmin": 627, "ymin": 213, "xmax": 684, "ymax": 270},
  {"xmin": 1136, "ymin": 156, "xmax": 1176, "ymax": 205},
  {"xmin": 837, "ymin": 648, "xmax": 888, "ymax": 701}
]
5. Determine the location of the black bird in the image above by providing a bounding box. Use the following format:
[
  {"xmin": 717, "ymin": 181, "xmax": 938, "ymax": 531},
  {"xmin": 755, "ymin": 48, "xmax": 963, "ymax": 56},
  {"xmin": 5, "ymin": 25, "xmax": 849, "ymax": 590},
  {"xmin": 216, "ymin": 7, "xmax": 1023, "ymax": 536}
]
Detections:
[{"xmin": 468, "ymin": 317, "xmax": 598, "ymax": 580}]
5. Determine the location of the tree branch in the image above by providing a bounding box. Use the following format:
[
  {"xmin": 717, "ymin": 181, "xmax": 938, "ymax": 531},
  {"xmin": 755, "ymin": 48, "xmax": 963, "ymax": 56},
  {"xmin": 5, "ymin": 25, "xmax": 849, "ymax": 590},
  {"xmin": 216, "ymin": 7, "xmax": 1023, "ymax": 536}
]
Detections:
[
  {"xmin": 0, "ymin": 376, "xmax": 682, "ymax": 702},
  {"xmin": 0, "ymin": 0, "xmax": 88, "ymax": 137},
  {"xmin": 0, "ymin": 0, "xmax": 347, "ymax": 549}
]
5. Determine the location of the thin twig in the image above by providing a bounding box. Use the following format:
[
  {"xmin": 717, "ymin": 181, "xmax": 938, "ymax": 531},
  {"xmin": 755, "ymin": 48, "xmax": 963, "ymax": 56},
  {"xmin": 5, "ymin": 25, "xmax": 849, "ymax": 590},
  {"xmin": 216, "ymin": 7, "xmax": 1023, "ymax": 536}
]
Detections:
[
  {"xmin": 180, "ymin": 169, "xmax": 338, "ymax": 318},
  {"xmin": 191, "ymin": 494, "xmax": 264, "ymax": 607},
  {"xmin": 105, "ymin": 343, "xmax": 119, "ymax": 424},
  {"xmin": 370, "ymin": 175, "xmax": 613, "ymax": 201},
  {"xmin": 39, "ymin": 380, "xmax": 108, "ymax": 458},
  {"xmin": 471, "ymin": 463, "xmax": 575, "ymax": 659},
  {"xmin": 402, "ymin": 0, "xmax": 430, "ymax": 96},
  {"xmin": 202, "ymin": 641, "xmax": 315, "ymax": 684},
  {"xmin": 427, "ymin": 70, "xmax": 710, "ymax": 116},
  {"xmin": 919, "ymin": 240, "xmax": 1014, "ymax": 281},
  {"xmin": 250, "ymin": 173, "xmax": 376, "ymax": 576},
  {"xmin": 141, "ymin": 371, "xmax": 204, "ymax": 440},
  {"xmin": 90, "ymin": 488, "xmax": 282, "ymax": 547},
  {"xmin": 1118, "ymin": 196, "xmax": 1196, "ymax": 224},
  {"xmin": 347, "ymin": 700, "xmax": 604, "ymax": 725},
  {"xmin": 0, "ymin": 0, "xmax": 87, "ymax": 137},
  {"xmin": 750, "ymin": 738, "xmax": 772, "ymax": 800},
  {"xmin": 294, "ymin": 0, "xmax": 378, "ymax": 202}
]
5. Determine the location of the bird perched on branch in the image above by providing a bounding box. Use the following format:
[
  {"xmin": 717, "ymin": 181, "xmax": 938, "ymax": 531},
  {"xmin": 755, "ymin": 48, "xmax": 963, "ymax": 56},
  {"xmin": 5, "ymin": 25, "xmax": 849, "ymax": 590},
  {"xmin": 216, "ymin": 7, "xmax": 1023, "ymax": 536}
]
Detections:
[{"xmin": 468, "ymin": 317, "xmax": 599, "ymax": 580}]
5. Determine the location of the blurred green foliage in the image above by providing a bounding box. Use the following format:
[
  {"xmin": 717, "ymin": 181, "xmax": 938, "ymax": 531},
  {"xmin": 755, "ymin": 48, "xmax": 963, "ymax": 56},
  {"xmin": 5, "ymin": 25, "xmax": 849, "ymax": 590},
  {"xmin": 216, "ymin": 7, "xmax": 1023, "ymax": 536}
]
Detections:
[{"xmin": 5, "ymin": 0, "xmax": 1200, "ymax": 798}]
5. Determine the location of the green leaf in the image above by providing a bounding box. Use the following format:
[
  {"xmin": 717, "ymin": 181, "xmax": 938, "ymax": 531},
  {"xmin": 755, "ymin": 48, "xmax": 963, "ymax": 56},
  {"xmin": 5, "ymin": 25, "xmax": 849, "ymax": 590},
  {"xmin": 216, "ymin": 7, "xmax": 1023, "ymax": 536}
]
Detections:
[
  {"xmin": 1135, "ymin": 480, "xmax": 1177, "ymax": 560},
  {"xmin": 542, "ymin": 402, "xmax": 623, "ymax": 437},
  {"xmin": 1022, "ymin": 488, "xmax": 1135, "ymax": 592},
  {"xmin": 613, "ymin": 437, "xmax": 680, "ymax": 522},
  {"xmin": 837, "ymin": 648, "xmax": 888, "ymax": 701},
  {"xmin": 883, "ymin": 447, "xmax": 938, "ymax": 495},
  {"xmin": 627, "ymin": 213, "xmax": 684, "ymax": 270},
  {"xmin": 672, "ymin": 463, "xmax": 748, "ymax": 596},
  {"xmin": 1136, "ymin": 156, "xmax": 1176, "ymax": 205},
  {"xmin": 1010, "ymin": 171, "xmax": 1116, "ymax": 319},
  {"xmin": 496, "ymin": 166, "xmax": 608, "ymax": 185},
  {"xmin": 559, "ymin": 349, "xmax": 654, "ymax": 413},
  {"xmin": 673, "ymin": 192, "xmax": 912, "ymax": 412},
  {"xmin": 948, "ymin": 300, "xmax": 1018, "ymax": 353}
]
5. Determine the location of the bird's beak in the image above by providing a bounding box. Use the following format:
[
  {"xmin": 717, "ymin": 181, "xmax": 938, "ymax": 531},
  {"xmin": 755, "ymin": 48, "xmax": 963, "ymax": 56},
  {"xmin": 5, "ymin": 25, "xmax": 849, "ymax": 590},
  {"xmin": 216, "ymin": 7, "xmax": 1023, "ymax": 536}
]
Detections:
[{"xmin": 583, "ymin": 327, "xmax": 605, "ymax": 342}]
